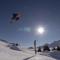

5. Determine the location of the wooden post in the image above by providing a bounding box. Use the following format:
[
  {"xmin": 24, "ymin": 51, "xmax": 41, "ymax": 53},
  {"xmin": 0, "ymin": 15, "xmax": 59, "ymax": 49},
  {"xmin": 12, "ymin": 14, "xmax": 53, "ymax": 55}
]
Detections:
[{"xmin": 34, "ymin": 40, "xmax": 37, "ymax": 54}]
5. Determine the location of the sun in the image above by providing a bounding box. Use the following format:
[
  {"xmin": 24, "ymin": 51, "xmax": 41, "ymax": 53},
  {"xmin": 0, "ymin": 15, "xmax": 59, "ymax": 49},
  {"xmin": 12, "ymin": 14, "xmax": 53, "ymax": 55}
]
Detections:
[{"xmin": 37, "ymin": 27, "xmax": 45, "ymax": 34}]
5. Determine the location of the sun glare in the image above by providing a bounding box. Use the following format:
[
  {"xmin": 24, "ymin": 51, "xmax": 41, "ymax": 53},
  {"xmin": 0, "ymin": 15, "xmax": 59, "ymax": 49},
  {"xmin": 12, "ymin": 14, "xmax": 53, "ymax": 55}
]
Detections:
[{"xmin": 37, "ymin": 27, "xmax": 45, "ymax": 34}]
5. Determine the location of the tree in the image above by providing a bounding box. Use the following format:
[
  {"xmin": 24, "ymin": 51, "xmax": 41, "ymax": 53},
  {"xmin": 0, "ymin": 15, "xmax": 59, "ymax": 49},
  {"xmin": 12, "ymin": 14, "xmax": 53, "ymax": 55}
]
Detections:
[
  {"xmin": 38, "ymin": 47, "xmax": 41, "ymax": 52},
  {"xmin": 52, "ymin": 47, "xmax": 56, "ymax": 51},
  {"xmin": 43, "ymin": 44, "xmax": 50, "ymax": 51},
  {"xmin": 16, "ymin": 43, "xmax": 18, "ymax": 46},
  {"xmin": 57, "ymin": 46, "xmax": 60, "ymax": 51}
]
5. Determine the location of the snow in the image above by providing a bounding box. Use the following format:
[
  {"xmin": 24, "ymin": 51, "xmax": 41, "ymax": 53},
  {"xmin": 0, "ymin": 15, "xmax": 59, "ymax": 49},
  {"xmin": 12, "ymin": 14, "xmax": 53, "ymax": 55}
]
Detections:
[
  {"xmin": 0, "ymin": 41, "xmax": 59, "ymax": 60},
  {"xmin": 50, "ymin": 51, "xmax": 60, "ymax": 60},
  {"xmin": 29, "ymin": 55, "xmax": 56, "ymax": 60}
]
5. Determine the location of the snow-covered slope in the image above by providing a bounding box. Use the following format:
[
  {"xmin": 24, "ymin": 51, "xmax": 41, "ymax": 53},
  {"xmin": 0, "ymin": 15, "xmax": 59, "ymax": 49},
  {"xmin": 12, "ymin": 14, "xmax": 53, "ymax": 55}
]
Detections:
[
  {"xmin": 49, "ymin": 40, "xmax": 60, "ymax": 47},
  {"xmin": 0, "ymin": 40, "xmax": 8, "ymax": 48},
  {"xmin": 29, "ymin": 54, "xmax": 56, "ymax": 60},
  {"xmin": 0, "ymin": 40, "xmax": 58, "ymax": 60},
  {"xmin": 0, "ymin": 40, "xmax": 34, "ymax": 60}
]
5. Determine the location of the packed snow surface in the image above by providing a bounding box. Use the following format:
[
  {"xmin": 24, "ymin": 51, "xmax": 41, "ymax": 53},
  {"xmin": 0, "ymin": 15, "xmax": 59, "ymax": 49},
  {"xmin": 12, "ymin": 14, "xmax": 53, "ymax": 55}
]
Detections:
[{"xmin": 0, "ymin": 41, "xmax": 59, "ymax": 60}]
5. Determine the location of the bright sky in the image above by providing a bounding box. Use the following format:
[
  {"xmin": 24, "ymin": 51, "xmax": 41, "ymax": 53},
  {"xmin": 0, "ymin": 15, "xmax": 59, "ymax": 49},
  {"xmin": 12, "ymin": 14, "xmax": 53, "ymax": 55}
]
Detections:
[{"xmin": 0, "ymin": 0, "xmax": 60, "ymax": 47}]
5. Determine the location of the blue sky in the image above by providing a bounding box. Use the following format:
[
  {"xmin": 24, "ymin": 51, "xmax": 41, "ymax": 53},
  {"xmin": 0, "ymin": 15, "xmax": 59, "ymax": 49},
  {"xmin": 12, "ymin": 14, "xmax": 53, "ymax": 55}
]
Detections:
[{"xmin": 0, "ymin": 0, "xmax": 60, "ymax": 47}]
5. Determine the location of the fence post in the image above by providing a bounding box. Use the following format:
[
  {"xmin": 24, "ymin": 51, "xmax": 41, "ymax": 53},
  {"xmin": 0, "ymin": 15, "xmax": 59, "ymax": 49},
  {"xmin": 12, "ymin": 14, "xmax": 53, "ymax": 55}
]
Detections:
[{"xmin": 34, "ymin": 40, "xmax": 37, "ymax": 54}]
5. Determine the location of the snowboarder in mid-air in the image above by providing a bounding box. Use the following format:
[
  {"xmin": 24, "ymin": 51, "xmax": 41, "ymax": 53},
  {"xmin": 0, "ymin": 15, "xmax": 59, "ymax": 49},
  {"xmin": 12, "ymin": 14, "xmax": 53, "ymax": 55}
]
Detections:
[{"xmin": 10, "ymin": 12, "xmax": 23, "ymax": 23}]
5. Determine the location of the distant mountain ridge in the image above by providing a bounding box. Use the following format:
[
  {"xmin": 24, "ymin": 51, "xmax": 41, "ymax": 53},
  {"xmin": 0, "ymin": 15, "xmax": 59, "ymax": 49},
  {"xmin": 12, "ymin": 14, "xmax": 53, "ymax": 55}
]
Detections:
[
  {"xmin": 49, "ymin": 40, "xmax": 60, "ymax": 47},
  {"xmin": 0, "ymin": 39, "xmax": 60, "ymax": 49},
  {"xmin": 28, "ymin": 40, "xmax": 60, "ymax": 49},
  {"xmin": 0, "ymin": 39, "xmax": 9, "ymax": 43},
  {"xmin": 40, "ymin": 40, "xmax": 60, "ymax": 48}
]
